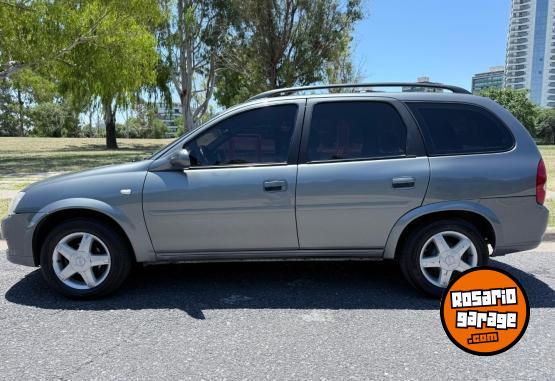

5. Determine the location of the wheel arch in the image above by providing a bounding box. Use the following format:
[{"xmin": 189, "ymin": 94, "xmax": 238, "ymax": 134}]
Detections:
[
  {"xmin": 31, "ymin": 203, "xmax": 136, "ymax": 266},
  {"xmin": 383, "ymin": 201, "xmax": 501, "ymax": 260}
]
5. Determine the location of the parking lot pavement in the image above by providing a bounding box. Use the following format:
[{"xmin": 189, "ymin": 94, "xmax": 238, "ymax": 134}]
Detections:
[{"xmin": 0, "ymin": 242, "xmax": 554, "ymax": 380}]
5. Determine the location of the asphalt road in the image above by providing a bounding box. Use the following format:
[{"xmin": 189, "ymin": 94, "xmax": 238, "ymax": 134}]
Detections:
[{"xmin": 0, "ymin": 241, "xmax": 554, "ymax": 380}]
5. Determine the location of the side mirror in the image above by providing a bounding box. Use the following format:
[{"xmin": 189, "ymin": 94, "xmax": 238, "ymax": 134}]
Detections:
[{"xmin": 169, "ymin": 149, "xmax": 191, "ymax": 169}]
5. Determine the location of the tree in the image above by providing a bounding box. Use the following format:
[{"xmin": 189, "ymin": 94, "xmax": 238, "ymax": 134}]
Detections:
[
  {"xmin": 1, "ymin": 1, "xmax": 162, "ymax": 148},
  {"xmin": 122, "ymin": 103, "xmax": 168, "ymax": 138},
  {"xmin": 479, "ymin": 88, "xmax": 538, "ymax": 135},
  {"xmin": 0, "ymin": 79, "xmax": 19, "ymax": 136},
  {"xmin": 30, "ymin": 102, "xmax": 80, "ymax": 137},
  {"xmin": 58, "ymin": 1, "xmax": 162, "ymax": 148},
  {"xmin": 156, "ymin": 0, "xmax": 236, "ymax": 132},
  {"xmin": 215, "ymin": 0, "xmax": 363, "ymax": 107},
  {"xmin": 537, "ymin": 108, "xmax": 555, "ymax": 144},
  {"xmin": 0, "ymin": 68, "xmax": 59, "ymax": 136},
  {"xmin": 0, "ymin": 1, "xmax": 110, "ymax": 80},
  {"xmin": 10, "ymin": 68, "xmax": 58, "ymax": 136}
]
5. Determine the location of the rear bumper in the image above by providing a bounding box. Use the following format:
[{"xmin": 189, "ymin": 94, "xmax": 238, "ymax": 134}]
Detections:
[
  {"xmin": 494, "ymin": 241, "xmax": 543, "ymax": 256},
  {"xmin": 1, "ymin": 213, "xmax": 42, "ymax": 267},
  {"xmin": 480, "ymin": 197, "xmax": 549, "ymax": 255}
]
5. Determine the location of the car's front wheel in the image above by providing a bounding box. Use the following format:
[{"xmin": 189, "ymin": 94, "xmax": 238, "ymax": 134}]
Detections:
[
  {"xmin": 398, "ymin": 219, "xmax": 489, "ymax": 297},
  {"xmin": 40, "ymin": 219, "xmax": 132, "ymax": 298}
]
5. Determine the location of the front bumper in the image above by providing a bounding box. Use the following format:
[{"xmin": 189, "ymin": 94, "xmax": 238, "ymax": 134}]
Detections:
[{"xmin": 1, "ymin": 213, "xmax": 42, "ymax": 267}]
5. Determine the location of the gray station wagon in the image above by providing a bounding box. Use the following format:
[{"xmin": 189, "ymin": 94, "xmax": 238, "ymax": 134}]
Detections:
[{"xmin": 1, "ymin": 83, "xmax": 549, "ymax": 298}]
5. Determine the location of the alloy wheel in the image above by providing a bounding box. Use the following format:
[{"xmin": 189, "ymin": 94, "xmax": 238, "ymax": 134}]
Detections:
[
  {"xmin": 52, "ymin": 232, "xmax": 111, "ymax": 290},
  {"xmin": 418, "ymin": 230, "xmax": 478, "ymax": 288}
]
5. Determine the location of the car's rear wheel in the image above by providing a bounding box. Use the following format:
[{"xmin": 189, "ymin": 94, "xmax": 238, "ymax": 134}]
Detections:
[
  {"xmin": 40, "ymin": 219, "xmax": 132, "ymax": 299},
  {"xmin": 398, "ymin": 219, "xmax": 489, "ymax": 298}
]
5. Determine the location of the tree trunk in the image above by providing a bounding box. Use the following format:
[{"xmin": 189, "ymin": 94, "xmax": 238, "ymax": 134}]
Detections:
[
  {"xmin": 180, "ymin": 92, "xmax": 188, "ymax": 132},
  {"xmin": 184, "ymin": 109, "xmax": 195, "ymax": 132},
  {"xmin": 16, "ymin": 89, "xmax": 24, "ymax": 136},
  {"xmin": 102, "ymin": 99, "xmax": 118, "ymax": 149},
  {"xmin": 179, "ymin": 91, "xmax": 196, "ymax": 132}
]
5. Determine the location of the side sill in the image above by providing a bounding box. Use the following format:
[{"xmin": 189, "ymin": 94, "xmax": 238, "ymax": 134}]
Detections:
[{"xmin": 150, "ymin": 248, "xmax": 384, "ymax": 264}]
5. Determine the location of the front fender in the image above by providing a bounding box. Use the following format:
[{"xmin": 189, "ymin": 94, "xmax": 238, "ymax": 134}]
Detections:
[
  {"xmin": 383, "ymin": 200, "xmax": 502, "ymax": 259},
  {"xmin": 31, "ymin": 198, "xmax": 156, "ymax": 263}
]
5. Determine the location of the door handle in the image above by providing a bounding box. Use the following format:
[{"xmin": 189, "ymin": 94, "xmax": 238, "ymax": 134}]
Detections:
[
  {"xmin": 263, "ymin": 180, "xmax": 288, "ymax": 192},
  {"xmin": 392, "ymin": 176, "xmax": 415, "ymax": 189}
]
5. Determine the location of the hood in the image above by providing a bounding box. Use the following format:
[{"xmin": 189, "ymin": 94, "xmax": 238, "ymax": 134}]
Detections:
[
  {"xmin": 24, "ymin": 160, "xmax": 153, "ymax": 191},
  {"xmin": 17, "ymin": 160, "xmax": 154, "ymax": 213}
]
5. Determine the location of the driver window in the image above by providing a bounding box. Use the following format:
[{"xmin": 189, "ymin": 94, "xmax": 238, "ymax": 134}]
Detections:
[{"xmin": 184, "ymin": 104, "xmax": 298, "ymax": 167}]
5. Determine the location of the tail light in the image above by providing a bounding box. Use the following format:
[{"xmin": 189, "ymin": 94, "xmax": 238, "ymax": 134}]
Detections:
[{"xmin": 536, "ymin": 159, "xmax": 547, "ymax": 205}]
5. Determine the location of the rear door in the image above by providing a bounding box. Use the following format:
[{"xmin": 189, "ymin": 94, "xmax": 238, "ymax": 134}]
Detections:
[{"xmin": 295, "ymin": 97, "xmax": 430, "ymax": 249}]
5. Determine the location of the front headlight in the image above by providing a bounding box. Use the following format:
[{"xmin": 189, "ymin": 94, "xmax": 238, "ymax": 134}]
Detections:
[{"xmin": 7, "ymin": 191, "xmax": 25, "ymax": 216}]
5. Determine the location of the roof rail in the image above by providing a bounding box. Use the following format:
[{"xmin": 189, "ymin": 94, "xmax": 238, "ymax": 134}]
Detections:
[{"xmin": 247, "ymin": 82, "xmax": 471, "ymax": 101}]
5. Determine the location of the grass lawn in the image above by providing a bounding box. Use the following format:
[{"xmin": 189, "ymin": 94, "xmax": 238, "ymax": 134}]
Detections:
[
  {"xmin": 0, "ymin": 138, "xmax": 554, "ymax": 226},
  {"xmin": 0, "ymin": 137, "xmax": 172, "ymax": 176},
  {"xmin": 0, "ymin": 199, "xmax": 9, "ymax": 220},
  {"xmin": 539, "ymin": 145, "xmax": 555, "ymax": 191}
]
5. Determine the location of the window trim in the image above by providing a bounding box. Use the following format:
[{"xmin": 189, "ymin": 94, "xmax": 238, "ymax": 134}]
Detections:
[
  {"xmin": 305, "ymin": 154, "xmax": 413, "ymax": 165},
  {"xmin": 405, "ymin": 101, "xmax": 516, "ymax": 157},
  {"xmin": 299, "ymin": 97, "xmax": 424, "ymax": 165}
]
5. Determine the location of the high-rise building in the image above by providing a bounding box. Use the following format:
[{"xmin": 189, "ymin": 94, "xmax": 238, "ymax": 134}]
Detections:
[
  {"xmin": 505, "ymin": 0, "xmax": 555, "ymax": 107},
  {"xmin": 472, "ymin": 67, "xmax": 505, "ymax": 93}
]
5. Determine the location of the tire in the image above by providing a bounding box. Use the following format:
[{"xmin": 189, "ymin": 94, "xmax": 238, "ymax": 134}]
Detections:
[
  {"xmin": 398, "ymin": 219, "xmax": 489, "ymax": 298},
  {"xmin": 40, "ymin": 219, "xmax": 132, "ymax": 299}
]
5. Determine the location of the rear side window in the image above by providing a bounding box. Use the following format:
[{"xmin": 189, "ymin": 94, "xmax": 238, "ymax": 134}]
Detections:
[
  {"xmin": 307, "ymin": 102, "xmax": 407, "ymax": 162},
  {"xmin": 407, "ymin": 103, "xmax": 514, "ymax": 155}
]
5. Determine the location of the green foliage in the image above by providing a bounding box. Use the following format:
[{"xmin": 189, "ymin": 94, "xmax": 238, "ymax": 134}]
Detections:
[
  {"xmin": 0, "ymin": 79, "xmax": 19, "ymax": 136},
  {"xmin": 215, "ymin": 0, "xmax": 363, "ymax": 107},
  {"xmin": 10, "ymin": 69, "xmax": 58, "ymax": 103},
  {"xmin": 174, "ymin": 115, "xmax": 185, "ymax": 137},
  {"xmin": 1, "ymin": 1, "xmax": 163, "ymax": 148},
  {"xmin": 479, "ymin": 88, "xmax": 538, "ymax": 135},
  {"xmin": 0, "ymin": 69, "xmax": 62, "ymax": 136},
  {"xmin": 57, "ymin": 1, "xmax": 161, "ymax": 104},
  {"xmin": 81, "ymin": 123, "xmax": 105, "ymax": 138},
  {"xmin": 325, "ymin": 34, "xmax": 363, "ymax": 87},
  {"xmin": 536, "ymin": 108, "xmax": 555, "ymax": 144},
  {"xmin": 29, "ymin": 102, "xmax": 80, "ymax": 137},
  {"xmin": 1, "ymin": 1, "xmax": 161, "ymax": 80},
  {"xmin": 0, "ymin": 1, "xmax": 64, "ymax": 78},
  {"xmin": 121, "ymin": 104, "xmax": 167, "ymax": 139}
]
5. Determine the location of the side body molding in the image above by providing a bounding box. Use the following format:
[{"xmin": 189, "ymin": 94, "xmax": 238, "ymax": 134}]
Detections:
[
  {"xmin": 382, "ymin": 200, "xmax": 502, "ymax": 259},
  {"xmin": 32, "ymin": 198, "xmax": 156, "ymax": 262}
]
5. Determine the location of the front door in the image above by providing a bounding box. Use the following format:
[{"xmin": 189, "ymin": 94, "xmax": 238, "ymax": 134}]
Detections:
[
  {"xmin": 295, "ymin": 99, "xmax": 430, "ymax": 249},
  {"xmin": 143, "ymin": 102, "xmax": 303, "ymax": 255}
]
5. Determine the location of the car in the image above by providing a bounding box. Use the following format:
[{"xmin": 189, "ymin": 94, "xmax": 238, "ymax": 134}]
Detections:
[{"xmin": 1, "ymin": 82, "xmax": 549, "ymax": 299}]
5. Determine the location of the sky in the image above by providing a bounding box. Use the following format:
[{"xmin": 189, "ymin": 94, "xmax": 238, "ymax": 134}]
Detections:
[
  {"xmin": 115, "ymin": 1, "xmax": 511, "ymax": 123},
  {"xmin": 352, "ymin": 0, "xmax": 512, "ymax": 90}
]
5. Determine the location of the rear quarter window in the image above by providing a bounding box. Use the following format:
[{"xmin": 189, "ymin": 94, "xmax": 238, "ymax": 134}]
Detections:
[{"xmin": 407, "ymin": 102, "xmax": 514, "ymax": 156}]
